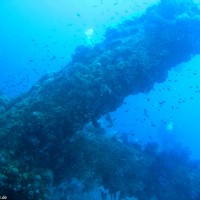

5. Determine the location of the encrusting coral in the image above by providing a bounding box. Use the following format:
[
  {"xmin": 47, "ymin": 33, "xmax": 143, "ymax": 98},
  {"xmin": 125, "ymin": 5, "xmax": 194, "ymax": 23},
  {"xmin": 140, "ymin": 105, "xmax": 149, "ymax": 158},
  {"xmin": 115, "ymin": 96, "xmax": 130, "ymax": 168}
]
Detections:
[{"xmin": 0, "ymin": 1, "xmax": 200, "ymax": 199}]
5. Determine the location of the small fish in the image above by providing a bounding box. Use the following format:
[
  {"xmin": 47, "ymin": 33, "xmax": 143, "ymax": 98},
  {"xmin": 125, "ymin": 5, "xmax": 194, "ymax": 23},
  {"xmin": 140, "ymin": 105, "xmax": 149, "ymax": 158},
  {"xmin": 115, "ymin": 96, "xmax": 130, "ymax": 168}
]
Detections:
[
  {"xmin": 76, "ymin": 13, "xmax": 81, "ymax": 17},
  {"xmin": 148, "ymin": 135, "xmax": 153, "ymax": 140},
  {"xmin": 159, "ymin": 100, "xmax": 166, "ymax": 105},
  {"xmin": 66, "ymin": 23, "xmax": 73, "ymax": 27},
  {"xmin": 50, "ymin": 56, "xmax": 56, "ymax": 61}
]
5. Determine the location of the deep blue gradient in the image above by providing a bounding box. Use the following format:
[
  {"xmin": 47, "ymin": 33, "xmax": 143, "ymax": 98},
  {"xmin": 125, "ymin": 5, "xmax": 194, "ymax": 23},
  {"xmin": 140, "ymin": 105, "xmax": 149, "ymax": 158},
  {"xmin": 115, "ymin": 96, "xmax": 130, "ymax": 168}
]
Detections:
[
  {"xmin": 107, "ymin": 55, "xmax": 200, "ymax": 158},
  {"xmin": 0, "ymin": 0, "xmax": 200, "ymax": 158},
  {"xmin": 0, "ymin": 0, "xmax": 156, "ymax": 96}
]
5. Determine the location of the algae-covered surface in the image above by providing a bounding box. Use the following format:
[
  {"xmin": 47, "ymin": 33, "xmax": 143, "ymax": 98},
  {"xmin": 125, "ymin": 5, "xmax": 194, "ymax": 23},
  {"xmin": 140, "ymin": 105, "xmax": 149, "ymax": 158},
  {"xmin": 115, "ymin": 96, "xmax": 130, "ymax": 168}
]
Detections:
[{"xmin": 0, "ymin": 1, "xmax": 200, "ymax": 199}]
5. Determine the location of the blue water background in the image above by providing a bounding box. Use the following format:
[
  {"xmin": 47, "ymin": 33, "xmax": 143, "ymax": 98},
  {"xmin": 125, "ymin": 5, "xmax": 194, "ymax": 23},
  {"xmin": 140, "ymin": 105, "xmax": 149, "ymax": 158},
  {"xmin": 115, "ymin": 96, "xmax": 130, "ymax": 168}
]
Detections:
[{"xmin": 0, "ymin": 0, "xmax": 200, "ymax": 158}]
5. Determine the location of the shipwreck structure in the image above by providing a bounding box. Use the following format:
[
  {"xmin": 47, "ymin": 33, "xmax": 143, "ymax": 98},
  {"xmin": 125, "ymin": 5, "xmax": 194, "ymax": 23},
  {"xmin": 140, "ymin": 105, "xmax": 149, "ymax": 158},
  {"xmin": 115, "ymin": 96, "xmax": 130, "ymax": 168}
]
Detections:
[{"xmin": 0, "ymin": 1, "xmax": 200, "ymax": 199}]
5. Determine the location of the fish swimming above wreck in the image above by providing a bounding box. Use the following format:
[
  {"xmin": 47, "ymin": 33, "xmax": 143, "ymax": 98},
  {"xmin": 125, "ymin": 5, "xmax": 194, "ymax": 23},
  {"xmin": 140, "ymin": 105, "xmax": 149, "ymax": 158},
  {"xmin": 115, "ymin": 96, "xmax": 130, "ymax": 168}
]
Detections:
[{"xmin": 0, "ymin": 0, "xmax": 200, "ymax": 199}]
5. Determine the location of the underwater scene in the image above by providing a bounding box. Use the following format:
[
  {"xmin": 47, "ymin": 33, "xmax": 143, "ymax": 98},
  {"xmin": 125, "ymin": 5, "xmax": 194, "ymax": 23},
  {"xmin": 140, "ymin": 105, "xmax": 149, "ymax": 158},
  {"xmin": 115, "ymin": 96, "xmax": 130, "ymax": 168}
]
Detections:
[{"xmin": 1, "ymin": 0, "xmax": 200, "ymax": 199}]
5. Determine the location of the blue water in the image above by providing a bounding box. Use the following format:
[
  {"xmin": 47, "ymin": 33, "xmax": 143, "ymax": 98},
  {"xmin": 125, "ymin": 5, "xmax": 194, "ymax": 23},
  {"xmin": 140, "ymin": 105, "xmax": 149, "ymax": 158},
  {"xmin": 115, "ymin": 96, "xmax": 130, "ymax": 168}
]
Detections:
[
  {"xmin": 0, "ymin": 0, "xmax": 157, "ymax": 96},
  {"xmin": 1, "ymin": 1, "xmax": 200, "ymax": 199},
  {"xmin": 1, "ymin": 0, "xmax": 200, "ymax": 156},
  {"xmin": 107, "ymin": 55, "xmax": 200, "ymax": 158}
]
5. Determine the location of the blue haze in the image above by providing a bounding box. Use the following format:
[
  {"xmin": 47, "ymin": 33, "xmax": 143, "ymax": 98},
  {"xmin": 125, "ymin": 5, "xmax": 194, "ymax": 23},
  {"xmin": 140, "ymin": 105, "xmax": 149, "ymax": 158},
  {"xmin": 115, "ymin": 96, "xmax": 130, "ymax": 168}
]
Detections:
[{"xmin": 0, "ymin": 0, "xmax": 200, "ymax": 158}]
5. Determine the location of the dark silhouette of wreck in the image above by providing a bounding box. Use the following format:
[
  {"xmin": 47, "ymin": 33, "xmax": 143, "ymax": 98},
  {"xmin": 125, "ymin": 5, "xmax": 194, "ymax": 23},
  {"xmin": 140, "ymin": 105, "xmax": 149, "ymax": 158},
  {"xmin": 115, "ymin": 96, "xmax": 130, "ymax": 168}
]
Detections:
[{"xmin": 0, "ymin": 1, "xmax": 200, "ymax": 199}]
